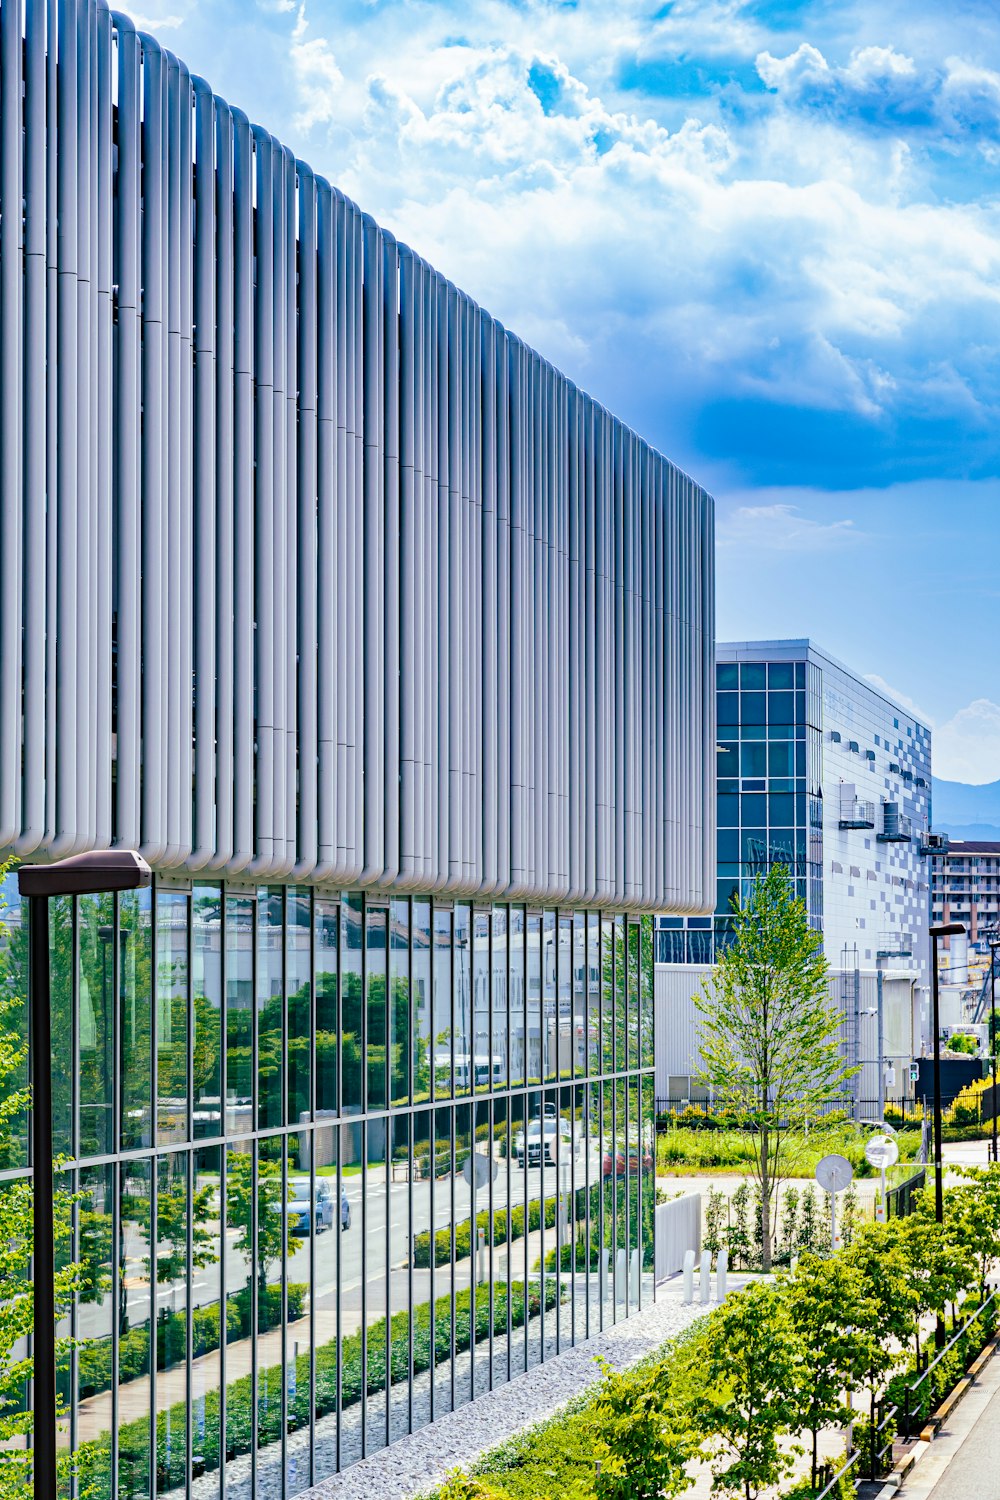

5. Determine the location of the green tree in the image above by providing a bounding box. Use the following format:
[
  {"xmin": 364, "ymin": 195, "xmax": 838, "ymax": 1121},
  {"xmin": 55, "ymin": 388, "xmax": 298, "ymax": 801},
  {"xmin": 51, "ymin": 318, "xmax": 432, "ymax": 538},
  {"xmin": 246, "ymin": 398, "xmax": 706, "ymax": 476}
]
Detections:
[
  {"xmin": 696, "ymin": 865, "xmax": 854, "ymax": 1271},
  {"xmin": 0, "ymin": 871, "xmax": 82, "ymax": 1494},
  {"xmin": 589, "ymin": 1355, "xmax": 700, "ymax": 1500},
  {"xmin": 842, "ymin": 1224, "xmax": 919, "ymax": 1445},
  {"xmin": 226, "ymin": 1152, "xmax": 302, "ymax": 1310},
  {"xmin": 686, "ymin": 1282, "xmax": 802, "ymax": 1500},
  {"xmin": 946, "ymin": 1165, "xmax": 1000, "ymax": 1300},
  {"xmin": 783, "ymin": 1253, "xmax": 863, "ymax": 1488}
]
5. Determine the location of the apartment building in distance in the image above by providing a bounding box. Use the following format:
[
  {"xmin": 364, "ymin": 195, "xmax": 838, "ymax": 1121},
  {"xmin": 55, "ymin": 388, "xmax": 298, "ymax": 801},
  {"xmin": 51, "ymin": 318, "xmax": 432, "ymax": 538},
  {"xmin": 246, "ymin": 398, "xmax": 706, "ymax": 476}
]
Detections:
[
  {"xmin": 657, "ymin": 640, "xmax": 936, "ymax": 1108},
  {"xmin": 931, "ymin": 842, "xmax": 1000, "ymax": 953}
]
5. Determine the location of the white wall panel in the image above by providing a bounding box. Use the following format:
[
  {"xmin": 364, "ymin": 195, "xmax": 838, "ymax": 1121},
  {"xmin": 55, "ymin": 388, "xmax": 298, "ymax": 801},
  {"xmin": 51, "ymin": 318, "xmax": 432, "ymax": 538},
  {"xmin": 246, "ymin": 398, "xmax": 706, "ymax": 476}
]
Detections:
[{"xmin": 0, "ymin": 0, "xmax": 715, "ymax": 913}]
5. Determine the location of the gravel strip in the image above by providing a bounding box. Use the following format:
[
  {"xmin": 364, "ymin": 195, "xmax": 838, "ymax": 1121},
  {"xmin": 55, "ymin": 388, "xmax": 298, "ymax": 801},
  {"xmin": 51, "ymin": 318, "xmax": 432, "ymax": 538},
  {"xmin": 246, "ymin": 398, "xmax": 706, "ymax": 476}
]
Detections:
[{"xmin": 302, "ymin": 1283, "xmax": 712, "ymax": 1500}]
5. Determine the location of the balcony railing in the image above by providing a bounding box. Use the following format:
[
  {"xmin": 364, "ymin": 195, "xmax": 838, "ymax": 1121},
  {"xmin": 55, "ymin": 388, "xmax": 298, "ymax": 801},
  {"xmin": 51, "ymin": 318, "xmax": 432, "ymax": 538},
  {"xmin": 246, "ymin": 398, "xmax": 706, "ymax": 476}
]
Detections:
[
  {"xmin": 876, "ymin": 930, "xmax": 913, "ymax": 958},
  {"xmin": 839, "ymin": 798, "xmax": 876, "ymax": 829},
  {"xmin": 877, "ymin": 804, "xmax": 912, "ymax": 843}
]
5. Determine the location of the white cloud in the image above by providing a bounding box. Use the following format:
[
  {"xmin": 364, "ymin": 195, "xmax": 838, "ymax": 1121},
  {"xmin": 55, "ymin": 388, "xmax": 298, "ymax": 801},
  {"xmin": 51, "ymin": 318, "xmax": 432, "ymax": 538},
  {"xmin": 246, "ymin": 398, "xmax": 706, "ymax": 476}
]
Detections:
[
  {"xmin": 932, "ymin": 700, "xmax": 1000, "ymax": 784},
  {"xmin": 127, "ymin": 10, "xmax": 184, "ymax": 28},
  {"xmin": 289, "ymin": 5, "xmax": 343, "ymax": 131},
  {"xmin": 716, "ymin": 502, "xmax": 863, "ymax": 551}
]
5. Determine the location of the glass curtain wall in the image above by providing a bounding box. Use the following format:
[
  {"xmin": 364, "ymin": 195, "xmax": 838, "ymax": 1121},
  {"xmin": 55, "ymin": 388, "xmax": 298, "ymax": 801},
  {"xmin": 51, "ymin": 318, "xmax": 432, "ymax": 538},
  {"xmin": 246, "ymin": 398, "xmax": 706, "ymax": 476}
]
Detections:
[{"xmin": 5, "ymin": 887, "xmax": 654, "ymax": 1498}]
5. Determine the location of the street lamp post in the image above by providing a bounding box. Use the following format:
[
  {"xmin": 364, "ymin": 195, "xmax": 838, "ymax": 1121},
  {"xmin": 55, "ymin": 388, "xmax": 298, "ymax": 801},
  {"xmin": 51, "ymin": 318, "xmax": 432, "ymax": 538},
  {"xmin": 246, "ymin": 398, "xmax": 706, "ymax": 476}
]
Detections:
[
  {"xmin": 930, "ymin": 921, "xmax": 965, "ymax": 1347},
  {"xmin": 989, "ymin": 935, "xmax": 1000, "ymax": 1165},
  {"xmin": 18, "ymin": 850, "xmax": 152, "ymax": 1498}
]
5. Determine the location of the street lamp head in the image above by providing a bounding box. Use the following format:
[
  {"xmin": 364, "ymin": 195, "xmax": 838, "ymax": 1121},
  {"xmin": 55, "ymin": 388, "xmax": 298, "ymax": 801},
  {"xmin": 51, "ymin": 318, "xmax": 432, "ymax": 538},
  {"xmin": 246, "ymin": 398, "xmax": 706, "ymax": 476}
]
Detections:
[
  {"xmin": 18, "ymin": 849, "xmax": 152, "ymax": 899},
  {"xmin": 930, "ymin": 922, "xmax": 966, "ymax": 939}
]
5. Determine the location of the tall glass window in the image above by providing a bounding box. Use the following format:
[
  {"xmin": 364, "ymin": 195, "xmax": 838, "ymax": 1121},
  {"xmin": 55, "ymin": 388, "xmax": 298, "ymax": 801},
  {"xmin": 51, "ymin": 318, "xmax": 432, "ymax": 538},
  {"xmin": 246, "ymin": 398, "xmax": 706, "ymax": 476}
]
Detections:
[
  {"xmin": 453, "ymin": 905, "xmax": 471, "ymax": 1098},
  {"xmin": 192, "ymin": 884, "xmax": 223, "ymax": 1140},
  {"xmin": 120, "ymin": 888, "xmax": 153, "ymax": 1153},
  {"xmin": 78, "ymin": 895, "xmax": 115, "ymax": 1158},
  {"xmin": 156, "ymin": 891, "xmax": 189, "ymax": 1145},
  {"xmin": 341, "ymin": 894, "xmax": 364, "ymax": 1116},
  {"xmin": 412, "ymin": 901, "xmax": 432, "ymax": 1105},
  {"xmin": 225, "ymin": 894, "xmax": 254, "ymax": 1137},
  {"xmin": 432, "ymin": 908, "xmax": 452, "ymax": 1100},
  {"xmin": 491, "ymin": 908, "xmax": 508, "ymax": 1092},
  {"xmin": 509, "ymin": 907, "xmax": 525, "ymax": 1088},
  {"xmin": 473, "ymin": 909, "xmax": 490, "ymax": 1093},
  {"xmin": 389, "ymin": 898, "xmax": 410, "ymax": 1108},
  {"xmin": 315, "ymin": 897, "xmax": 338, "ymax": 1121},
  {"xmin": 287, "ymin": 889, "xmax": 312, "ymax": 1156},
  {"xmin": 257, "ymin": 888, "xmax": 285, "ymax": 1131},
  {"xmin": 366, "ymin": 906, "xmax": 388, "ymax": 1114}
]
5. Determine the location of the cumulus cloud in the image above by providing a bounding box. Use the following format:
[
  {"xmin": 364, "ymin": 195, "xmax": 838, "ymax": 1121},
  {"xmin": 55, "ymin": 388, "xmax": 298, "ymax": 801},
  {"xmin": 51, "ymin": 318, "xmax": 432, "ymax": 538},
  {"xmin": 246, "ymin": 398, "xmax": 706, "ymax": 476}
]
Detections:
[{"xmin": 933, "ymin": 700, "xmax": 1000, "ymax": 784}]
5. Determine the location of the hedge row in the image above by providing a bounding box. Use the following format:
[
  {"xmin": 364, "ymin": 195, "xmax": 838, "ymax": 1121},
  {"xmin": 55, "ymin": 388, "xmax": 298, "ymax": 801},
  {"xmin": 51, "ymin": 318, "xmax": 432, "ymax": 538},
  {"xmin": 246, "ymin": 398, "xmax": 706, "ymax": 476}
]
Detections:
[
  {"xmin": 75, "ymin": 1283, "xmax": 306, "ymax": 1401},
  {"xmin": 412, "ymin": 1195, "xmax": 562, "ymax": 1269},
  {"xmin": 79, "ymin": 1277, "xmax": 562, "ymax": 1496}
]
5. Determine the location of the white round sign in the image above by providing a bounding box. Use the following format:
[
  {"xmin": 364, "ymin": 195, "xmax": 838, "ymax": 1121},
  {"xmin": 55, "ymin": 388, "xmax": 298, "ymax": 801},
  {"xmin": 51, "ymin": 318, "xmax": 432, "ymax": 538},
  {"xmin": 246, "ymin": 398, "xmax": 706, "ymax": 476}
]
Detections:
[
  {"xmin": 864, "ymin": 1134, "xmax": 900, "ymax": 1171},
  {"xmin": 462, "ymin": 1153, "xmax": 498, "ymax": 1189},
  {"xmin": 815, "ymin": 1153, "xmax": 854, "ymax": 1194}
]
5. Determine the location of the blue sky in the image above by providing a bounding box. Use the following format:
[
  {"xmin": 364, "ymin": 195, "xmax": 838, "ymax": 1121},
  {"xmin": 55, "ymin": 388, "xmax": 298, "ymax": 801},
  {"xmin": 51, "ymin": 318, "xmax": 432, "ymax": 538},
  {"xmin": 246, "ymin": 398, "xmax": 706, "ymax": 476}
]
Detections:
[{"xmin": 129, "ymin": 0, "xmax": 1000, "ymax": 781}]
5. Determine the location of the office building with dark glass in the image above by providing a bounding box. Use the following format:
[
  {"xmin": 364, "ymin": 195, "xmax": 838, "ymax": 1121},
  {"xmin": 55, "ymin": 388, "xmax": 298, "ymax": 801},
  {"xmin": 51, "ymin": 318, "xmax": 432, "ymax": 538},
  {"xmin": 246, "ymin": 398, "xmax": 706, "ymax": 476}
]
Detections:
[
  {"xmin": 655, "ymin": 639, "xmax": 932, "ymax": 1109},
  {"xmin": 0, "ymin": 1, "xmax": 715, "ymax": 1493}
]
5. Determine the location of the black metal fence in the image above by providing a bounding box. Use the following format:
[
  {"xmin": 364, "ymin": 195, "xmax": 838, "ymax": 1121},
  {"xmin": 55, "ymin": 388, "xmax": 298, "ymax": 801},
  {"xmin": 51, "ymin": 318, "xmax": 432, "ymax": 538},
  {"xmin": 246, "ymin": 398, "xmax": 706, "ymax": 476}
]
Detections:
[
  {"xmin": 654, "ymin": 1096, "xmax": 930, "ymax": 1128},
  {"xmin": 886, "ymin": 1169, "xmax": 925, "ymax": 1220}
]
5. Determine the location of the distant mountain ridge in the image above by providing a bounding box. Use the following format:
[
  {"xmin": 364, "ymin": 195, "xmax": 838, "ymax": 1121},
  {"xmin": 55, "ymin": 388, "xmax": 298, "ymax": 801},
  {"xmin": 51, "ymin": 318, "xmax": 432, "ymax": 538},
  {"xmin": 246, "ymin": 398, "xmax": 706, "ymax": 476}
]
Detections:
[{"xmin": 933, "ymin": 778, "xmax": 1000, "ymax": 843}]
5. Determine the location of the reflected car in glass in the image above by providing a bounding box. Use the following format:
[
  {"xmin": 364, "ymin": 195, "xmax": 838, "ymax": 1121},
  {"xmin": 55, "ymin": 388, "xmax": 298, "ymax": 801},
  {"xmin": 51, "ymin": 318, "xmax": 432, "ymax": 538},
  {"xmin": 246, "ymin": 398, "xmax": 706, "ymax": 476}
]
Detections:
[{"xmin": 285, "ymin": 1179, "xmax": 351, "ymax": 1234}]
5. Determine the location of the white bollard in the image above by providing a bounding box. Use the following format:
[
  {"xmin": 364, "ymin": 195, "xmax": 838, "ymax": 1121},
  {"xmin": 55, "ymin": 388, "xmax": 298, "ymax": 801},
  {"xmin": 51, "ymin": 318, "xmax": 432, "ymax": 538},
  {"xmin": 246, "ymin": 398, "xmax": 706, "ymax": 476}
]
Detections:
[
  {"xmin": 630, "ymin": 1247, "xmax": 641, "ymax": 1304},
  {"xmin": 700, "ymin": 1249, "xmax": 712, "ymax": 1304},
  {"xmin": 615, "ymin": 1248, "xmax": 627, "ymax": 1303},
  {"xmin": 600, "ymin": 1248, "xmax": 610, "ymax": 1303},
  {"xmin": 716, "ymin": 1249, "xmax": 728, "ymax": 1302},
  {"xmin": 682, "ymin": 1248, "xmax": 696, "ymax": 1304}
]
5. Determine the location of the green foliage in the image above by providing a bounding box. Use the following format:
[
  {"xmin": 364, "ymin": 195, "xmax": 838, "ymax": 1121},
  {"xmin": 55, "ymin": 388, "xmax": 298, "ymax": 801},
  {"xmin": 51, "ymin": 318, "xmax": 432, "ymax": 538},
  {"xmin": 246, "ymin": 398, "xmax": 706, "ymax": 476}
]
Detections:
[
  {"xmin": 696, "ymin": 866, "xmax": 855, "ymax": 1270},
  {"xmin": 685, "ymin": 1281, "xmax": 802, "ymax": 1499},
  {"xmin": 589, "ymin": 1355, "xmax": 699, "ymax": 1500},
  {"xmin": 225, "ymin": 1152, "xmax": 303, "ymax": 1297},
  {"xmin": 946, "ymin": 1032, "xmax": 978, "ymax": 1057},
  {"xmin": 79, "ymin": 1279, "xmax": 562, "ymax": 1492},
  {"xmin": 781, "ymin": 1255, "xmax": 863, "ymax": 1488}
]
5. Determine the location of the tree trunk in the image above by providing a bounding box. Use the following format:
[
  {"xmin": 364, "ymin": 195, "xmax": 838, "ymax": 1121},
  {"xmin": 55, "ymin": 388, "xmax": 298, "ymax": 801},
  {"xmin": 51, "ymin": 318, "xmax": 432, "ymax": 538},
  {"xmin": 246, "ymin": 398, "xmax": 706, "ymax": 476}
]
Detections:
[{"xmin": 760, "ymin": 1121, "xmax": 772, "ymax": 1272}]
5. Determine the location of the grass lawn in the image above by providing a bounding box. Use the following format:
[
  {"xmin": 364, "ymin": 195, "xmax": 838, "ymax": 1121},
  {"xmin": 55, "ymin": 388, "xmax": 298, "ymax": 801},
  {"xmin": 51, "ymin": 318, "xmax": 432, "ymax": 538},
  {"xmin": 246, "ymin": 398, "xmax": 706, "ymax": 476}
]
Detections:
[{"xmin": 656, "ymin": 1124, "xmax": 922, "ymax": 1178}]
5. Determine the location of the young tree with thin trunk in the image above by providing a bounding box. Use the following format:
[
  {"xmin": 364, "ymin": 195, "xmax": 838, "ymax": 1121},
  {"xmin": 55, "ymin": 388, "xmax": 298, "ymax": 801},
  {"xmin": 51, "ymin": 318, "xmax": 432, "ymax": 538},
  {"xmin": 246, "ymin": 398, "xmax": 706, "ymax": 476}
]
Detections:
[{"xmin": 696, "ymin": 864, "xmax": 853, "ymax": 1272}]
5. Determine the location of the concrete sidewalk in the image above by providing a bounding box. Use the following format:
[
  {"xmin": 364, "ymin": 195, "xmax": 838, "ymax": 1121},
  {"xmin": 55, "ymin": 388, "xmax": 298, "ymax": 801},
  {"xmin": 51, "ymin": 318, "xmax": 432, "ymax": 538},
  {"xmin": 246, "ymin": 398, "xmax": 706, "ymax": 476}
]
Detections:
[{"xmin": 883, "ymin": 1339, "xmax": 1000, "ymax": 1500}]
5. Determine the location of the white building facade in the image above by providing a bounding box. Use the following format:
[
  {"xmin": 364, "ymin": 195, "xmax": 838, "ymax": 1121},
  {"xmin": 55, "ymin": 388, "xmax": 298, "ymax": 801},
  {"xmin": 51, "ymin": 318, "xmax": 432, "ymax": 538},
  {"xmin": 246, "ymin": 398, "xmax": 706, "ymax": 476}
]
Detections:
[{"xmin": 656, "ymin": 640, "xmax": 934, "ymax": 1109}]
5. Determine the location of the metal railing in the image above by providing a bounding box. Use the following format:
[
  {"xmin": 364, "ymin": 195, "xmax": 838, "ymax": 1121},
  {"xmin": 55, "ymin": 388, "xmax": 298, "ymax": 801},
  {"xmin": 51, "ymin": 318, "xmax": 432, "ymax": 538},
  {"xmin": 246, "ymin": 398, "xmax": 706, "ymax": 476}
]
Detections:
[
  {"xmin": 886, "ymin": 1168, "xmax": 925, "ymax": 1220},
  {"xmin": 900, "ymin": 1291, "xmax": 998, "ymax": 1438},
  {"xmin": 813, "ymin": 1446, "xmax": 861, "ymax": 1499}
]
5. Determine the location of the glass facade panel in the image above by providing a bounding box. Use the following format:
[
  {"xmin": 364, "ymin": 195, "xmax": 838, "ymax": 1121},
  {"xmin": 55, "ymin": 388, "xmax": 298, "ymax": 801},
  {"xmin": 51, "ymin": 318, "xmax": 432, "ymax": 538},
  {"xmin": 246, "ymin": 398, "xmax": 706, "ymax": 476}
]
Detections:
[
  {"xmin": 225, "ymin": 894, "xmax": 254, "ymax": 1137},
  {"xmin": 121, "ymin": 888, "xmax": 154, "ymax": 1146},
  {"xmin": 453, "ymin": 905, "xmax": 471, "ymax": 1098},
  {"xmin": 390, "ymin": 898, "xmax": 410, "ymax": 1108},
  {"xmin": 257, "ymin": 889, "xmax": 284, "ymax": 1131},
  {"xmin": 412, "ymin": 902, "xmax": 432, "ymax": 1105},
  {"xmin": 315, "ymin": 897, "xmax": 338, "ymax": 1119},
  {"xmin": 342, "ymin": 895, "xmax": 364, "ymax": 1116},
  {"xmin": 287, "ymin": 889, "xmax": 312, "ymax": 1156},
  {"xmin": 473, "ymin": 910, "xmax": 490, "ymax": 1093},
  {"xmin": 13, "ymin": 888, "xmax": 654, "ymax": 1492},
  {"xmin": 192, "ymin": 885, "xmax": 224, "ymax": 1142},
  {"xmin": 366, "ymin": 906, "xmax": 388, "ymax": 1114},
  {"xmin": 157, "ymin": 891, "xmax": 189, "ymax": 1146},
  {"xmin": 78, "ymin": 895, "xmax": 115, "ymax": 1158},
  {"xmin": 432, "ymin": 907, "xmax": 452, "ymax": 1100}
]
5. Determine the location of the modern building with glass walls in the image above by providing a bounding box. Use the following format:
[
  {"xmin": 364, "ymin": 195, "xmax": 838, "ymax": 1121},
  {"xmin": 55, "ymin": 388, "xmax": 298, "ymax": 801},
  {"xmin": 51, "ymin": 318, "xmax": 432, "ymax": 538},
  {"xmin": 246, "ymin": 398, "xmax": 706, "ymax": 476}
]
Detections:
[
  {"xmin": 0, "ymin": 0, "xmax": 714, "ymax": 1494},
  {"xmin": 655, "ymin": 640, "xmax": 933, "ymax": 1108}
]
